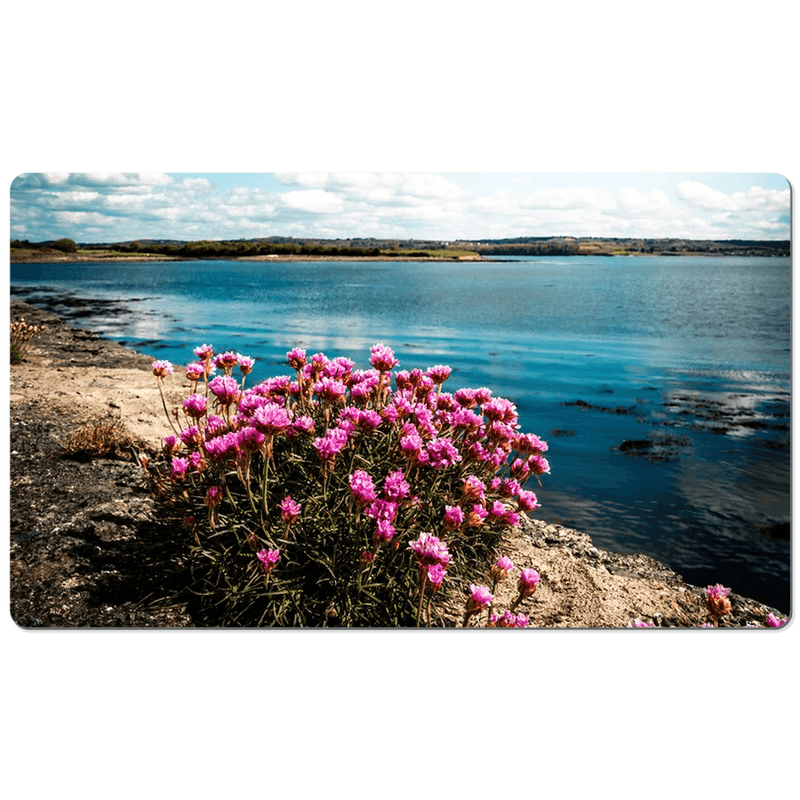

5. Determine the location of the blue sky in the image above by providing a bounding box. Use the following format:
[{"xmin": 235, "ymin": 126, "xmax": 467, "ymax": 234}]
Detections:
[{"xmin": 9, "ymin": 171, "xmax": 790, "ymax": 244}]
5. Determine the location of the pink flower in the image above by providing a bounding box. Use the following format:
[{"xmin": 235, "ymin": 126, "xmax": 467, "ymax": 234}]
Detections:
[
  {"xmin": 204, "ymin": 486, "xmax": 222, "ymax": 508},
  {"xmin": 170, "ymin": 456, "xmax": 189, "ymax": 479},
  {"xmin": 370, "ymin": 343, "xmax": 399, "ymax": 372},
  {"xmin": 491, "ymin": 556, "xmax": 515, "ymax": 582},
  {"xmin": 186, "ymin": 361, "xmax": 206, "ymax": 381},
  {"xmin": 373, "ymin": 520, "xmax": 396, "ymax": 544},
  {"xmin": 312, "ymin": 427, "xmax": 349, "ymax": 460},
  {"xmin": 182, "ymin": 393, "xmax": 208, "ymax": 419},
  {"xmin": 514, "ymin": 433, "xmax": 548, "ymax": 454},
  {"xmin": 517, "ymin": 489, "xmax": 541, "ymax": 512},
  {"xmin": 461, "ymin": 475, "xmax": 486, "ymax": 504},
  {"xmin": 209, "ymin": 375, "xmax": 240, "ymax": 405},
  {"xmin": 704, "ymin": 584, "xmax": 732, "ymax": 619},
  {"xmin": 408, "ymin": 532, "xmax": 451, "ymax": 568},
  {"xmin": 465, "ymin": 504, "xmax": 488, "ymax": 527},
  {"xmin": 162, "ymin": 435, "xmax": 180, "ymax": 455},
  {"xmin": 238, "ymin": 355, "xmax": 255, "ymax": 375},
  {"xmin": 487, "ymin": 499, "xmax": 507, "ymax": 520},
  {"xmin": 529, "ymin": 455, "xmax": 551, "ymax": 475},
  {"xmin": 499, "ymin": 611, "xmax": 529, "ymax": 628},
  {"xmin": 251, "ymin": 403, "xmax": 292, "ymax": 435},
  {"xmin": 314, "ymin": 376, "xmax": 347, "ymax": 403},
  {"xmin": 286, "ymin": 348, "xmax": 307, "ymax": 370},
  {"xmin": 443, "ymin": 505, "xmax": 465, "ymax": 530},
  {"xmin": 193, "ymin": 344, "xmax": 214, "ymax": 362},
  {"xmin": 291, "ymin": 415, "xmax": 315, "ymax": 435},
  {"xmin": 426, "ymin": 563, "xmax": 447, "ymax": 591},
  {"xmin": 466, "ymin": 585, "xmax": 494, "ymax": 613},
  {"xmin": 349, "ymin": 470, "xmax": 378, "ymax": 506},
  {"xmin": 766, "ymin": 613, "xmax": 787, "ymax": 628},
  {"xmin": 426, "ymin": 364, "xmax": 452, "ymax": 385},
  {"xmin": 213, "ymin": 351, "xmax": 240, "ymax": 371},
  {"xmin": 382, "ymin": 469, "xmax": 410, "ymax": 502},
  {"xmin": 628, "ymin": 619, "xmax": 655, "ymax": 628},
  {"xmin": 237, "ymin": 425, "xmax": 266, "ymax": 453},
  {"xmin": 364, "ymin": 498, "xmax": 398, "ymax": 524},
  {"xmin": 518, "ymin": 568, "xmax": 541, "ymax": 597},
  {"xmin": 179, "ymin": 425, "xmax": 201, "ymax": 446},
  {"xmin": 152, "ymin": 359, "xmax": 173, "ymax": 378},
  {"xmin": 256, "ymin": 548, "xmax": 281, "ymax": 573},
  {"xmin": 280, "ymin": 495, "xmax": 302, "ymax": 525},
  {"xmin": 425, "ymin": 437, "xmax": 461, "ymax": 469}
]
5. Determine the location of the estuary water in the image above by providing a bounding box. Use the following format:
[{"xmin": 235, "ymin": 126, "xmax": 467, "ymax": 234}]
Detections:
[{"xmin": 10, "ymin": 255, "xmax": 792, "ymax": 613}]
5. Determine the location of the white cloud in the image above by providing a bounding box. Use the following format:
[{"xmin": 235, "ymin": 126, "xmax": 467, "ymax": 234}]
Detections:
[
  {"xmin": 279, "ymin": 189, "xmax": 345, "ymax": 214},
  {"xmin": 9, "ymin": 172, "xmax": 790, "ymax": 243}
]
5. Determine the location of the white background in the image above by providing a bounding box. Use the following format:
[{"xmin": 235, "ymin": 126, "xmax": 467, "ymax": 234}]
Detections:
[{"xmin": 3, "ymin": 2, "xmax": 796, "ymax": 797}]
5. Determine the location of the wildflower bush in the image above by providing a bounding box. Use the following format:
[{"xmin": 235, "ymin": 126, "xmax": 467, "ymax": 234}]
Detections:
[
  {"xmin": 142, "ymin": 343, "xmax": 551, "ymax": 626},
  {"xmin": 10, "ymin": 318, "xmax": 45, "ymax": 364}
]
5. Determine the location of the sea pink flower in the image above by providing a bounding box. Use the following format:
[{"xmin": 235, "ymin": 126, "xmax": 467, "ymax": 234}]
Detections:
[
  {"xmin": 704, "ymin": 583, "xmax": 732, "ymax": 619},
  {"xmin": 152, "ymin": 360, "xmax": 173, "ymax": 378},
  {"xmin": 466, "ymin": 585, "xmax": 494, "ymax": 614},
  {"xmin": 373, "ymin": 520, "xmax": 396, "ymax": 544},
  {"xmin": 237, "ymin": 425, "xmax": 266, "ymax": 453},
  {"xmin": 370, "ymin": 343, "xmax": 399, "ymax": 372},
  {"xmin": 170, "ymin": 456, "xmax": 190, "ymax": 479},
  {"xmin": 312, "ymin": 427, "xmax": 349, "ymax": 460},
  {"xmin": 182, "ymin": 393, "xmax": 208, "ymax": 419},
  {"xmin": 426, "ymin": 364, "xmax": 452, "ymax": 385},
  {"xmin": 313, "ymin": 376, "xmax": 347, "ymax": 403},
  {"xmin": 499, "ymin": 611, "xmax": 529, "ymax": 628},
  {"xmin": 628, "ymin": 619, "xmax": 655, "ymax": 628},
  {"xmin": 291, "ymin": 415, "xmax": 315, "ymax": 435},
  {"xmin": 504, "ymin": 510, "xmax": 521, "ymax": 527},
  {"xmin": 204, "ymin": 486, "xmax": 222, "ymax": 508},
  {"xmin": 162, "ymin": 434, "xmax": 180, "ymax": 455},
  {"xmin": 766, "ymin": 613, "xmax": 787, "ymax": 628},
  {"xmin": 349, "ymin": 470, "xmax": 378, "ymax": 506},
  {"xmin": 286, "ymin": 347, "xmax": 307, "ymax": 370},
  {"xmin": 179, "ymin": 425, "xmax": 201, "ymax": 446},
  {"xmin": 491, "ymin": 556, "xmax": 515, "ymax": 583},
  {"xmin": 518, "ymin": 568, "xmax": 541, "ymax": 598},
  {"xmin": 517, "ymin": 489, "xmax": 541, "ymax": 512},
  {"xmin": 382, "ymin": 470, "xmax": 410, "ymax": 502},
  {"xmin": 238, "ymin": 355, "xmax": 255, "ymax": 375},
  {"xmin": 425, "ymin": 437, "xmax": 461, "ymax": 469},
  {"xmin": 193, "ymin": 344, "xmax": 214, "ymax": 362},
  {"xmin": 461, "ymin": 475, "xmax": 486, "ymax": 504},
  {"xmin": 529, "ymin": 455, "xmax": 551, "ymax": 475},
  {"xmin": 487, "ymin": 499, "xmax": 508, "ymax": 520},
  {"xmin": 426, "ymin": 562, "xmax": 447, "ymax": 591},
  {"xmin": 466, "ymin": 504, "xmax": 488, "ymax": 527},
  {"xmin": 364, "ymin": 498, "xmax": 398, "ymax": 524},
  {"xmin": 280, "ymin": 495, "xmax": 302, "ymax": 525},
  {"xmin": 256, "ymin": 548, "xmax": 281, "ymax": 573},
  {"xmin": 514, "ymin": 433, "xmax": 548, "ymax": 454},
  {"xmin": 213, "ymin": 351, "xmax": 240, "ymax": 371},
  {"xmin": 454, "ymin": 388, "xmax": 478, "ymax": 408},
  {"xmin": 408, "ymin": 532, "xmax": 451, "ymax": 568},
  {"xmin": 251, "ymin": 403, "xmax": 292, "ymax": 436},
  {"xmin": 186, "ymin": 361, "xmax": 206, "ymax": 382},
  {"xmin": 209, "ymin": 375, "xmax": 240, "ymax": 405},
  {"xmin": 443, "ymin": 505, "xmax": 465, "ymax": 530}
]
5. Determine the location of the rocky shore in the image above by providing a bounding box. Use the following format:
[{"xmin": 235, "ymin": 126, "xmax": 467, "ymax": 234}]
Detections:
[{"xmin": 8, "ymin": 298, "xmax": 789, "ymax": 628}]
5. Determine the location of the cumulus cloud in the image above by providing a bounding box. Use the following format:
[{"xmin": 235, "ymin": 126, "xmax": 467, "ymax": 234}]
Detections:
[{"xmin": 8, "ymin": 172, "xmax": 790, "ymax": 243}]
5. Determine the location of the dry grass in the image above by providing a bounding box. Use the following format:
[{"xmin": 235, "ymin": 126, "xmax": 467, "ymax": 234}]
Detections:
[{"xmin": 59, "ymin": 418, "xmax": 140, "ymax": 461}]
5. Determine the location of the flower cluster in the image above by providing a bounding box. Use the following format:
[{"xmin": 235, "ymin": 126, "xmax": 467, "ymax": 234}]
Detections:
[{"xmin": 145, "ymin": 342, "xmax": 551, "ymax": 627}]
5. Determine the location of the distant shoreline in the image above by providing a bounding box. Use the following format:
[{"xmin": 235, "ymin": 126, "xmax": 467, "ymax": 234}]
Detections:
[{"xmin": 9, "ymin": 250, "xmax": 789, "ymax": 264}]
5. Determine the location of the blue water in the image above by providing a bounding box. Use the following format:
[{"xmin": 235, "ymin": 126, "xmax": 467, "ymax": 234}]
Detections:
[{"xmin": 10, "ymin": 255, "xmax": 791, "ymax": 613}]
